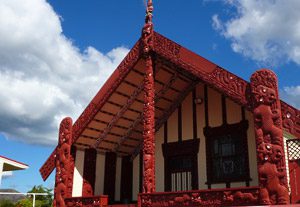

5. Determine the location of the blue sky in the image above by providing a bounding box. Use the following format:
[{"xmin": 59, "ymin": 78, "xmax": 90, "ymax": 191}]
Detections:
[{"xmin": 1, "ymin": 0, "xmax": 300, "ymax": 192}]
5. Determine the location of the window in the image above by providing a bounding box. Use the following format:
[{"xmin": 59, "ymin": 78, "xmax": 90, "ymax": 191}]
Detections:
[
  {"xmin": 169, "ymin": 156, "xmax": 193, "ymax": 191},
  {"xmin": 162, "ymin": 139, "xmax": 200, "ymax": 192},
  {"xmin": 204, "ymin": 120, "xmax": 250, "ymax": 185},
  {"xmin": 211, "ymin": 135, "xmax": 246, "ymax": 181}
]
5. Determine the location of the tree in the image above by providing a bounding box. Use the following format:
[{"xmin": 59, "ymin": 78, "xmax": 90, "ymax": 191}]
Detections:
[
  {"xmin": 15, "ymin": 185, "xmax": 53, "ymax": 207},
  {"xmin": 15, "ymin": 198, "xmax": 32, "ymax": 207},
  {"xmin": 27, "ymin": 185, "xmax": 53, "ymax": 206}
]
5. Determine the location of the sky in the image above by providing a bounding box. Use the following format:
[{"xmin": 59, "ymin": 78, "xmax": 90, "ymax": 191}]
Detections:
[{"xmin": 1, "ymin": 0, "xmax": 300, "ymax": 192}]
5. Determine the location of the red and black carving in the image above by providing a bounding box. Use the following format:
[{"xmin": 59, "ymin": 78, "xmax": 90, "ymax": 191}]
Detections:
[
  {"xmin": 40, "ymin": 147, "xmax": 58, "ymax": 181},
  {"xmin": 64, "ymin": 195, "xmax": 108, "ymax": 207},
  {"xmin": 153, "ymin": 33, "xmax": 300, "ymax": 138},
  {"xmin": 82, "ymin": 148, "xmax": 97, "ymax": 197},
  {"xmin": 40, "ymin": 38, "xmax": 143, "ymax": 181},
  {"xmin": 250, "ymin": 69, "xmax": 289, "ymax": 205},
  {"xmin": 281, "ymin": 101, "xmax": 300, "ymax": 137},
  {"xmin": 73, "ymin": 38, "xmax": 142, "ymax": 143},
  {"xmin": 53, "ymin": 117, "xmax": 75, "ymax": 207},
  {"xmin": 139, "ymin": 187, "xmax": 259, "ymax": 207},
  {"xmin": 142, "ymin": 0, "xmax": 156, "ymax": 196},
  {"xmin": 142, "ymin": 0, "xmax": 153, "ymax": 55}
]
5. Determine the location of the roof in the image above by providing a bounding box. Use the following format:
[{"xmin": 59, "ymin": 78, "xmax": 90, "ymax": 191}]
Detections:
[
  {"xmin": 0, "ymin": 155, "xmax": 28, "ymax": 171},
  {"xmin": 71, "ymin": 32, "xmax": 300, "ymax": 150},
  {"xmin": 40, "ymin": 31, "xmax": 300, "ymax": 180}
]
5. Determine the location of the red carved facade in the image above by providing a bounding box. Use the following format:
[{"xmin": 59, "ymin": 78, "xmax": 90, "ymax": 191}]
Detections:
[
  {"xmin": 142, "ymin": 0, "xmax": 156, "ymax": 194},
  {"xmin": 64, "ymin": 195, "xmax": 108, "ymax": 207},
  {"xmin": 53, "ymin": 117, "xmax": 75, "ymax": 207},
  {"xmin": 40, "ymin": 146, "xmax": 58, "ymax": 181},
  {"xmin": 40, "ymin": 1, "xmax": 300, "ymax": 206},
  {"xmin": 40, "ymin": 32, "xmax": 300, "ymax": 183},
  {"xmin": 250, "ymin": 69, "xmax": 289, "ymax": 205},
  {"xmin": 139, "ymin": 187, "xmax": 260, "ymax": 207}
]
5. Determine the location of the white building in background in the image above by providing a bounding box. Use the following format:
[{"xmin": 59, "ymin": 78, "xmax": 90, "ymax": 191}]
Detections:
[{"xmin": 0, "ymin": 155, "xmax": 28, "ymax": 186}]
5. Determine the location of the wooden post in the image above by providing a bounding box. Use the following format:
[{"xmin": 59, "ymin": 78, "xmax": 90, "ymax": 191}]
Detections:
[
  {"xmin": 142, "ymin": 0, "xmax": 155, "ymax": 194},
  {"xmin": 250, "ymin": 69, "xmax": 289, "ymax": 205},
  {"xmin": 53, "ymin": 117, "xmax": 75, "ymax": 207}
]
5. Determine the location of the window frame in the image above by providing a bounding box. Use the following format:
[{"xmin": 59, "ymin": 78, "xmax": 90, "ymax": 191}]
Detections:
[
  {"xmin": 204, "ymin": 120, "xmax": 251, "ymax": 185},
  {"xmin": 162, "ymin": 139, "xmax": 200, "ymax": 192}
]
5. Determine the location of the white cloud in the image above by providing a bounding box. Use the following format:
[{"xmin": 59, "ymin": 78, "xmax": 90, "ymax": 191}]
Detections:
[
  {"xmin": 2, "ymin": 171, "xmax": 13, "ymax": 179},
  {"xmin": 0, "ymin": 0, "xmax": 129, "ymax": 145},
  {"xmin": 212, "ymin": 0, "xmax": 300, "ymax": 65},
  {"xmin": 281, "ymin": 86, "xmax": 300, "ymax": 109},
  {"xmin": 212, "ymin": 14, "xmax": 223, "ymax": 31}
]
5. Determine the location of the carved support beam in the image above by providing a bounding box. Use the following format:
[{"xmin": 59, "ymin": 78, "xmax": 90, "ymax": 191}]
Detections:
[
  {"xmin": 53, "ymin": 117, "xmax": 75, "ymax": 207},
  {"xmin": 142, "ymin": 54, "xmax": 155, "ymax": 193},
  {"xmin": 250, "ymin": 69, "xmax": 289, "ymax": 205},
  {"xmin": 141, "ymin": 0, "xmax": 155, "ymax": 194}
]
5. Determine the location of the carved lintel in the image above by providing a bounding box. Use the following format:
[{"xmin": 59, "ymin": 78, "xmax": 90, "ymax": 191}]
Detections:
[
  {"xmin": 250, "ymin": 69, "xmax": 289, "ymax": 205},
  {"xmin": 138, "ymin": 187, "xmax": 260, "ymax": 206}
]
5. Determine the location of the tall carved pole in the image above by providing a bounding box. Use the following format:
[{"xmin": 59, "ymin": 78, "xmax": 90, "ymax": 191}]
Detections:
[
  {"xmin": 250, "ymin": 69, "xmax": 289, "ymax": 205},
  {"xmin": 142, "ymin": 0, "xmax": 155, "ymax": 194},
  {"xmin": 53, "ymin": 117, "xmax": 76, "ymax": 207}
]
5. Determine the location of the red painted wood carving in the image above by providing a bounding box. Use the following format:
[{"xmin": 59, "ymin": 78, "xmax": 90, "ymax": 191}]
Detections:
[
  {"xmin": 153, "ymin": 33, "xmax": 248, "ymax": 108},
  {"xmin": 139, "ymin": 187, "xmax": 259, "ymax": 207},
  {"xmin": 40, "ymin": 146, "xmax": 58, "ymax": 181},
  {"xmin": 142, "ymin": 0, "xmax": 155, "ymax": 194},
  {"xmin": 41, "ymin": 32, "xmax": 300, "ymax": 182},
  {"xmin": 281, "ymin": 101, "xmax": 300, "ymax": 136},
  {"xmin": 64, "ymin": 195, "xmax": 108, "ymax": 207},
  {"xmin": 153, "ymin": 32, "xmax": 300, "ymax": 138},
  {"xmin": 53, "ymin": 117, "xmax": 75, "ymax": 207},
  {"xmin": 250, "ymin": 69, "xmax": 289, "ymax": 205},
  {"xmin": 40, "ymin": 36, "xmax": 143, "ymax": 180},
  {"xmin": 72, "ymin": 39, "xmax": 142, "ymax": 143}
]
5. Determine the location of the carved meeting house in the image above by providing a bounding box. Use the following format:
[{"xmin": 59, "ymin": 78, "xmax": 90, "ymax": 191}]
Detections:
[{"xmin": 40, "ymin": 1, "xmax": 300, "ymax": 206}]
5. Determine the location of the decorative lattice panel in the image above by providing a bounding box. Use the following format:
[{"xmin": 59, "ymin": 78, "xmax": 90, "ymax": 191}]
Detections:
[{"xmin": 287, "ymin": 139, "xmax": 300, "ymax": 161}]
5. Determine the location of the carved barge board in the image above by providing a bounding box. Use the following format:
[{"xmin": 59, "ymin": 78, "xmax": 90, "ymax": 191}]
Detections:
[{"xmin": 40, "ymin": 31, "xmax": 300, "ymax": 182}]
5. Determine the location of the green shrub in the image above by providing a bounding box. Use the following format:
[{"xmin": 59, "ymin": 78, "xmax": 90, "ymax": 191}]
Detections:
[
  {"xmin": 15, "ymin": 198, "xmax": 32, "ymax": 207},
  {"xmin": 0, "ymin": 199, "xmax": 15, "ymax": 207}
]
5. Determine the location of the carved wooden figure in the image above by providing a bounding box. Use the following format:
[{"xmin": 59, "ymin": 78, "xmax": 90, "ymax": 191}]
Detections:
[
  {"xmin": 250, "ymin": 69, "xmax": 289, "ymax": 205},
  {"xmin": 142, "ymin": 0, "xmax": 156, "ymax": 197},
  {"xmin": 53, "ymin": 117, "xmax": 75, "ymax": 207}
]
